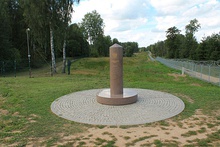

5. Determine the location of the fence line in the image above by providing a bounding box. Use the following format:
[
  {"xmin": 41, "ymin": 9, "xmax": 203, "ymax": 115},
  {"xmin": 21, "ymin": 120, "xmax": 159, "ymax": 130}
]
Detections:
[
  {"xmin": 156, "ymin": 57, "xmax": 220, "ymax": 86},
  {"xmin": 0, "ymin": 59, "xmax": 50, "ymax": 77}
]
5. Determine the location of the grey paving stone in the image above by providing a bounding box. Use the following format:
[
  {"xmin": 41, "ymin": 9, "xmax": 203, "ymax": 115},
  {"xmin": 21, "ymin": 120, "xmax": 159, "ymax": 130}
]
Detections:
[{"xmin": 51, "ymin": 88, "xmax": 185, "ymax": 126}]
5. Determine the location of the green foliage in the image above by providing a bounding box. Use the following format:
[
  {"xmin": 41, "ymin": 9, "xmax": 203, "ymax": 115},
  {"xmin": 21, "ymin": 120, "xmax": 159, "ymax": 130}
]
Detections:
[
  {"xmin": 166, "ymin": 26, "xmax": 181, "ymax": 39},
  {"xmin": 122, "ymin": 42, "xmax": 139, "ymax": 57},
  {"xmin": 183, "ymin": 33, "xmax": 198, "ymax": 59},
  {"xmin": 159, "ymin": 120, "xmax": 170, "ymax": 126},
  {"xmin": 154, "ymin": 139, "xmax": 163, "ymax": 147},
  {"xmin": 78, "ymin": 10, "xmax": 139, "ymax": 58},
  {"xmin": 184, "ymin": 130, "xmax": 220, "ymax": 146},
  {"xmin": 165, "ymin": 26, "xmax": 181, "ymax": 58},
  {"xmin": 66, "ymin": 23, "xmax": 90, "ymax": 57},
  {"xmin": 112, "ymin": 38, "xmax": 119, "ymax": 44},
  {"xmin": 1, "ymin": 1, "xmax": 141, "ymax": 64},
  {"xmin": 126, "ymin": 135, "xmax": 157, "ymax": 146},
  {"xmin": 0, "ymin": 0, "xmax": 23, "ymax": 61},
  {"xmin": 79, "ymin": 10, "xmax": 116, "ymax": 57},
  {"xmin": 181, "ymin": 131, "xmax": 197, "ymax": 137},
  {"xmin": 149, "ymin": 41, "xmax": 166, "ymax": 57},
  {"xmin": 19, "ymin": 0, "xmax": 80, "ymax": 73},
  {"xmin": 198, "ymin": 127, "xmax": 206, "ymax": 133},
  {"xmin": 197, "ymin": 33, "xmax": 220, "ymax": 61},
  {"xmin": 183, "ymin": 19, "xmax": 201, "ymax": 59},
  {"xmin": 149, "ymin": 18, "xmax": 220, "ymax": 61},
  {"xmin": 93, "ymin": 35, "xmax": 112, "ymax": 57},
  {"xmin": 80, "ymin": 10, "xmax": 104, "ymax": 44},
  {"xmin": 185, "ymin": 19, "xmax": 201, "ymax": 35},
  {"xmin": 0, "ymin": 1, "xmax": 12, "ymax": 60}
]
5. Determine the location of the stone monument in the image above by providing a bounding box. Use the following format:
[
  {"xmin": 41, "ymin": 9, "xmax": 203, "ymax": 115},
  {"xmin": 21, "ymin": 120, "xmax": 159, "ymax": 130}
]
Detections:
[
  {"xmin": 51, "ymin": 43, "xmax": 185, "ymax": 125},
  {"xmin": 96, "ymin": 44, "xmax": 138, "ymax": 105}
]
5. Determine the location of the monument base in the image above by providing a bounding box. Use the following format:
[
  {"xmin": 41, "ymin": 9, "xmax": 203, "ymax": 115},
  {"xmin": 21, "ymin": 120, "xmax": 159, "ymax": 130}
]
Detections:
[{"xmin": 96, "ymin": 88, "xmax": 138, "ymax": 105}]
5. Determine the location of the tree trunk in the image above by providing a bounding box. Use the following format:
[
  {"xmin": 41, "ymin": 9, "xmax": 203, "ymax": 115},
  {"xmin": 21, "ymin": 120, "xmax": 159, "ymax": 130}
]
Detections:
[
  {"xmin": 62, "ymin": 39, "xmax": 66, "ymax": 73},
  {"xmin": 50, "ymin": 24, "xmax": 56, "ymax": 74}
]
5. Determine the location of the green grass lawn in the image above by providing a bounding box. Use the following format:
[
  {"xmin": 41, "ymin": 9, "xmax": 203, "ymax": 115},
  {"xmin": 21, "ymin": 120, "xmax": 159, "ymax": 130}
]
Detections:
[{"xmin": 0, "ymin": 52, "xmax": 219, "ymax": 146}]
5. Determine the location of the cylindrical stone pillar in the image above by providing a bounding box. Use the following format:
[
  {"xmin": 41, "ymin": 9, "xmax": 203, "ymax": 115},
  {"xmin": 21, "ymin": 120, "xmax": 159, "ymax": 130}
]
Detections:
[{"xmin": 110, "ymin": 44, "xmax": 123, "ymax": 97}]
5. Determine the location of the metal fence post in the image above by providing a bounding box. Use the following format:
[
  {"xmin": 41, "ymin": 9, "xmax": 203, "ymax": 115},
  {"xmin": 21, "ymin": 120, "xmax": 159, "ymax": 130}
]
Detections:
[
  {"xmin": 219, "ymin": 72, "xmax": 220, "ymax": 86},
  {"xmin": 195, "ymin": 62, "xmax": 197, "ymax": 77},
  {"xmin": 200, "ymin": 64, "xmax": 203, "ymax": 79},
  {"xmin": 218, "ymin": 62, "xmax": 220, "ymax": 87},
  {"xmin": 0, "ymin": 61, "xmax": 2, "ymax": 76},
  {"xmin": 3, "ymin": 61, "xmax": 5, "ymax": 77},
  {"xmin": 219, "ymin": 66, "xmax": 220, "ymax": 86},
  {"xmin": 182, "ymin": 67, "xmax": 184, "ymax": 75},
  {"xmin": 156, "ymin": 57, "xmax": 220, "ymax": 86},
  {"xmin": 208, "ymin": 65, "xmax": 211, "ymax": 82},
  {"xmin": 14, "ymin": 60, "xmax": 16, "ymax": 77}
]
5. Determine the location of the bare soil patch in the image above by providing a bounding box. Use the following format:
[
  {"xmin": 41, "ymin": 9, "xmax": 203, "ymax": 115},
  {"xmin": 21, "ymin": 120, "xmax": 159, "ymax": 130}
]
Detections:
[
  {"xmin": 25, "ymin": 109, "xmax": 220, "ymax": 146},
  {"xmin": 0, "ymin": 109, "xmax": 9, "ymax": 115},
  {"xmin": 168, "ymin": 73, "xmax": 186, "ymax": 81},
  {"xmin": 190, "ymin": 83, "xmax": 202, "ymax": 87}
]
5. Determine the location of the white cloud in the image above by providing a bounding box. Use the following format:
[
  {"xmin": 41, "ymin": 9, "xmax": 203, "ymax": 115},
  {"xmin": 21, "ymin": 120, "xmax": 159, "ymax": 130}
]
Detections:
[
  {"xmin": 150, "ymin": 0, "xmax": 220, "ymax": 44},
  {"xmin": 72, "ymin": 0, "xmax": 151, "ymax": 46},
  {"xmin": 72, "ymin": 0, "xmax": 220, "ymax": 47}
]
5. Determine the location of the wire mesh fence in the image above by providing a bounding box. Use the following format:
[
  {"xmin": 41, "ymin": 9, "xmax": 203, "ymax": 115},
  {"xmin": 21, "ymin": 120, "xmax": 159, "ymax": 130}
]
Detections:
[
  {"xmin": 0, "ymin": 59, "xmax": 51, "ymax": 77},
  {"xmin": 1, "ymin": 60, "xmax": 22, "ymax": 77},
  {"xmin": 156, "ymin": 57, "xmax": 220, "ymax": 86}
]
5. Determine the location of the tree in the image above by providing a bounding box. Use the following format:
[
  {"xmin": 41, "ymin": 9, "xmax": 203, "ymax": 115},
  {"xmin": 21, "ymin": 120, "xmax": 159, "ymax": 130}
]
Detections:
[
  {"xmin": 139, "ymin": 47, "xmax": 148, "ymax": 52},
  {"xmin": 0, "ymin": 0, "xmax": 26, "ymax": 62},
  {"xmin": 176, "ymin": 34, "xmax": 186, "ymax": 58},
  {"xmin": 59, "ymin": 0, "xmax": 80, "ymax": 73},
  {"xmin": 122, "ymin": 42, "xmax": 139, "ymax": 57},
  {"xmin": 196, "ymin": 33, "xmax": 220, "ymax": 60},
  {"xmin": 196, "ymin": 38, "xmax": 208, "ymax": 60},
  {"xmin": 93, "ymin": 35, "xmax": 112, "ymax": 57},
  {"xmin": 66, "ymin": 23, "xmax": 89, "ymax": 57},
  {"xmin": 155, "ymin": 41, "xmax": 166, "ymax": 57},
  {"xmin": 185, "ymin": 19, "xmax": 201, "ymax": 35},
  {"xmin": 80, "ymin": 10, "xmax": 104, "ymax": 45},
  {"xmin": 0, "ymin": 0, "xmax": 12, "ymax": 61},
  {"xmin": 209, "ymin": 33, "xmax": 220, "ymax": 60},
  {"xmin": 183, "ymin": 19, "xmax": 200, "ymax": 59},
  {"xmin": 21, "ymin": 0, "xmax": 78, "ymax": 74},
  {"xmin": 148, "ymin": 19, "xmax": 219, "ymax": 61},
  {"xmin": 21, "ymin": 1, "xmax": 53, "ymax": 73},
  {"xmin": 165, "ymin": 26, "xmax": 181, "ymax": 58},
  {"xmin": 112, "ymin": 38, "xmax": 119, "ymax": 44},
  {"xmin": 166, "ymin": 26, "xmax": 181, "ymax": 39}
]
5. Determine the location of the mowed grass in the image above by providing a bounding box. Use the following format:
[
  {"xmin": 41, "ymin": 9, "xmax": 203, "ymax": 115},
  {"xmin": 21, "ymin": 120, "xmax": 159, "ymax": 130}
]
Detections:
[{"xmin": 0, "ymin": 52, "xmax": 220, "ymax": 146}]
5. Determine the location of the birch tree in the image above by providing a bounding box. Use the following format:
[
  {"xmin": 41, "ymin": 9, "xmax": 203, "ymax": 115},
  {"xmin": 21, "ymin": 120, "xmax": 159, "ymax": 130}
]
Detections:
[
  {"xmin": 21, "ymin": 0, "xmax": 79, "ymax": 74},
  {"xmin": 184, "ymin": 19, "xmax": 201, "ymax": 59},
  {"xmin": 80, "ymin": 10, "xmax": 104, "ymax": 45},
  {"xmin": 60, "ymin": 0, "xmax": 80, "ymax": 73}
]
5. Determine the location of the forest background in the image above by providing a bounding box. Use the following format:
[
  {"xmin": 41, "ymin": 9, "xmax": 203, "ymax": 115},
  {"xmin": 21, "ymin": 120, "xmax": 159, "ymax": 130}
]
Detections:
[{"xmin": 0, "ymin": 0, "xmax": 219, "ymax": 75}]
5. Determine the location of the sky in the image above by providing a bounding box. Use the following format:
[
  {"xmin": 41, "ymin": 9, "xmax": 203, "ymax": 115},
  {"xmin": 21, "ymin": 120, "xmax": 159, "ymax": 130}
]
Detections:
[{"xmin": 71, "ymin": 0, "xmax": 220, "ymax": 47}]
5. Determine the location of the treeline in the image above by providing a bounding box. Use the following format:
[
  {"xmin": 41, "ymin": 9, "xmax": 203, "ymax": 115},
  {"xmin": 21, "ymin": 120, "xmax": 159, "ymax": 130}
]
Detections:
[
  {"xmin": 0, "ymin": 1, "xmax": 139, "ymax": 74},
  {"xmin": 70, "ymin": 10, "xmax": 139, "ymax": 57},
  {"xmin": 148, "ymin": 19, "xmax": 220, "ymax": 61}
]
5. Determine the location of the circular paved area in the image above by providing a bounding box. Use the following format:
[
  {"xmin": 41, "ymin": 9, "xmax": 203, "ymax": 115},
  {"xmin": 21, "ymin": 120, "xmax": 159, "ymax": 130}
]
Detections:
[{"xmin": 51, "ymin": 88, "xmax": 185, "ymax": 126}]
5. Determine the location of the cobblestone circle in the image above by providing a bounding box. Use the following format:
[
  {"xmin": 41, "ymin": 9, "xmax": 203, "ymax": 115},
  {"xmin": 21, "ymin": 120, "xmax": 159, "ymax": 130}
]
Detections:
[{"xmin": 51, "ymin": 88, "xmax": 185, "ymax": 126}]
